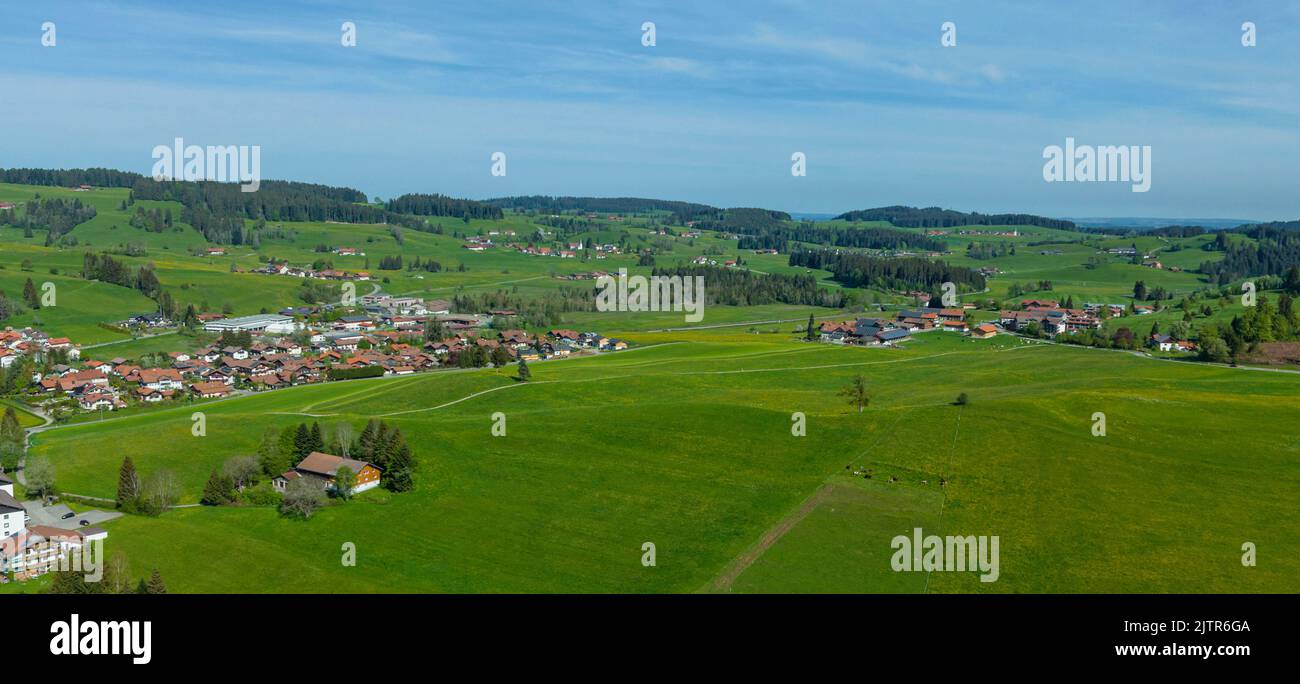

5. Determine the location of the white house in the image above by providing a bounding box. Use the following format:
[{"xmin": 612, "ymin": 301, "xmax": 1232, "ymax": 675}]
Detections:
[{"xmin": 0, "ymin": 472, "xmax": 24, "ymax": 540}]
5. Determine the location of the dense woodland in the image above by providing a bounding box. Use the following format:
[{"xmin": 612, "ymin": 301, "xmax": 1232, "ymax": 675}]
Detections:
[
  {"xmin": 385, "ymin": 193, "xmax": 503, "ymax": 219},
  {"xmin": 486, "ymin": 195, "xmax": 717, "ymax": 223},
  {"xmin": 649, "ymin": 265, "xmax": 846, "ymax": 308},
  {"xmin": 789, "ymin": 248, "xmax": 986, "ymax": 293},
  {"xmin": 1199, "ymin": 223, "xmax": 1300, "ymax": 283},
  {"xmin": 835, "ymin": 205, "xmax": 1077, "ymax": 231},
  {"xmin": 690, "ymin": 207, "xmax": 791, "ymax": 233},
  {"xmin": 0, "ymin": 197, "xmax": 98, "ymax": 244}
]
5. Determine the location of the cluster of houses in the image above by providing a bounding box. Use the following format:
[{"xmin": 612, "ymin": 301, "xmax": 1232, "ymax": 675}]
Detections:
[
  {"xmin": 462, "ymin": 234, "xmax": 624, "ymax": 261},
  {"xmin": 24, "ymin": 298, "xmax": 629, "ymax": 413},
  {"xmin": 690, "ymin": 256, "xmax": 740, "ymax": 267},
  {"xmin": 255, "ymin": 261, "xmax": 372, "ymax": 281},
  {"xmin": 1, "ymin": 472, "xmax": 109, "ymax": 582},
  {"xmin": 998, "ymin": 300, "xmax": 1104, "ymax": 335},
  {"xmin": 0, "ymin": 327, "xmax": 80, "ymax": 369},
  {"xmin": 816, "ymin": 306, "xmax": 998, "ymax": 346},
  {"xmin": 997, "ymin": 299, "xmax": 1155, "ymax": 336}
]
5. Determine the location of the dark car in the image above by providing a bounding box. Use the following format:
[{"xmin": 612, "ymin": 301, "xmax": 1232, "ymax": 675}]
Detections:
[
  {"xmin": 79, "ymin": 520, "xmax": 91, "ymax": 527},
  {"xmin": 61, "ymin": 512, "xmax": 76, "ymax": 520}
]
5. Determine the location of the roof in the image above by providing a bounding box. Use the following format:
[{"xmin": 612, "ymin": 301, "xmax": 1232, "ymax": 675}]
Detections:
[
  {"xmin": 876, "ymin": 328, "xmax": 911, "ymax": 341},
  {"xmin": 295, "ymin": 451, "xmax": 376, "ymax": 478},
  {"xmin": 0, "ymin": 489, "xmax": 23, "ymax": 513},
  {"xmin": 26, "ymin": 525, "xmax": 86, "ymax": 542}
]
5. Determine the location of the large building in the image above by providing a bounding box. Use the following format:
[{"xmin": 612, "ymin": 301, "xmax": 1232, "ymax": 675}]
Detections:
[{"xmin": 202, "ymin": 313, "xmax": 301, "ymax": 334}]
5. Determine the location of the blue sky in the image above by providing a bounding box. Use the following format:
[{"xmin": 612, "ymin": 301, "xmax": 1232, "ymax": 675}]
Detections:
[{"xmin": 3, "ymin": 0, "xmax": 1299, "ymax": 219}]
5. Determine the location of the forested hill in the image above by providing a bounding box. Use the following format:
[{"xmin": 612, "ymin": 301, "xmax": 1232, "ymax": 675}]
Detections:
[
  {"xmin": 486, "ymin": 195, "xmax": 718, "ymax": 219},
  {"xmin": 0, "ymin": 167, "xmax": 499, "ymax": 244},
  {"xmin": 835, "ymin": 205, "xmax": 1077, "ymax": 231},
  {"xmin": 1199, "ymin": 220, "xmax": 1300, "ymax": 283}
]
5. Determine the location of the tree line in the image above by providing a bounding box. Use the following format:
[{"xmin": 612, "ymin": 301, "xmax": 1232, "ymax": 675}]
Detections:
[
  {"xmin": 650, "ymin": 265, "xmax": 846, "ymax": 308},
  {"xmin": 788, "ymin": 248, "xmax": 986, "ymax": 292},
  {"xmin": 737, "ymin": 223, "xmax": 945, "ymax": 253},
  {"xmin": 835, "ymin": 205, "xmax": 1076, "ymax": 231},
  {"xmin": 385, "ymin": 193, "xmax": 503, "ymax": 219}
]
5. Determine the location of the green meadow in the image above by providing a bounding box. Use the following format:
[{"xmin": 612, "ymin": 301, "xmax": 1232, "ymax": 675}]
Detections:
[
  {"xmin": 24, "ymin": 330, "xmax": 1299, "ymax": 593},
  {"xmin": 3, "ymin": 182, "xmax": 1295, "ymax": 594}
]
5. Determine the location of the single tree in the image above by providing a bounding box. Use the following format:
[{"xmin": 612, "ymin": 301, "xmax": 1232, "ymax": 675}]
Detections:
[
  {"xmin": 116, "ymin": 456, "xmax": 141, "ymax": 509},
  {"xmin": 517, "ymin": 358, "xmax": 531, "ymax": 382},
  {"xmin": 333, "ymin": 465, "xmax": 356, "ymax": 500},
  {"xmin": 25, "ymin": 455, "xmax": 56, "ymax": 498},
  {"xmin": 223, "ymin": 455, "xmax": 259, "ymax": 490},
  {"xmin": 805, "ymin": 313, "xmax": 817, "ymax": 341},
  {"xmin": 201, "ymin": 469, "xmax": 235, "ymax": 506},
  {"xmin": 281, "ymin": 477, "xmax": 326, "ymax": 519},
  {"xmin": 144, "ymin": 569, "xmax": 167, "ymax": 594},
  {"xmin": 955, "ymin": 392, "xmax": 968, "ymax": 406},
  {"xmin": 293, "ymin": 423, "xmax": 312, "ymax": 458},
  {"xmin": 840, "ymin": 375, "xmax": 870, "ymax": 413}
]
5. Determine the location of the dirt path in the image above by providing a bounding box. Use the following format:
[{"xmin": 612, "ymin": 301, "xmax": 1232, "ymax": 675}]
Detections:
[{"xmin": 705, "ymin": 483, "xmax": 836, "ymax": 593}]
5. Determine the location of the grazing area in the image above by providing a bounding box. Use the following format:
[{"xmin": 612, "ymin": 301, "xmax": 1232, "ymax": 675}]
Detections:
[{"xmin": 22, "ymin": 331, "xmax": 1298, "ymax": 593}]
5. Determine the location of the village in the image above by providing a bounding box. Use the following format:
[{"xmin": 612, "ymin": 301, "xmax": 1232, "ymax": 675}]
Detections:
[
  {"xmin": 813, "ymin": 298, "xmax": 1197, "ymax": 352},
  {"xmin": 1, "ymin": 294, "xmax": 628, "ymax": 418}
]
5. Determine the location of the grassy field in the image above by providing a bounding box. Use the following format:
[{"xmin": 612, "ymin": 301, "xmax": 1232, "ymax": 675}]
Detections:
[{"xmin": 21, "ymin": 329, "xmax": 1298, "ymax": 593}]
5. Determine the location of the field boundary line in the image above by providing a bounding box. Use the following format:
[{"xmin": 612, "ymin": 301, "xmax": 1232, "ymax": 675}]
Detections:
[
  {"xmin": 703, "ymin": 483, "xmax": 836, "ymax": 593},
  {"xmin": 375, "ymin": 380, "xmax": 556, "ymax": 417}
]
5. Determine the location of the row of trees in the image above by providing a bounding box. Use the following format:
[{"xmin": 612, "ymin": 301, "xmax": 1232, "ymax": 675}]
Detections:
[
  {"xmin": 47, "ymin": 553, "xmax": 168, "ymax": 595},
  {"xmin": 486, "ymin": 195, "xmax": 717, "ymax": 224},
  {"xmin": 385, "ymin": 193, "xmax": 503, "ymax": 219},
  {"xmin": 736, "ymin": 222, "xmax": 945, "ymax": 253},
  {"xmin": 835, "ymin": 205, "xmax": 1077, "ymax": 231}
]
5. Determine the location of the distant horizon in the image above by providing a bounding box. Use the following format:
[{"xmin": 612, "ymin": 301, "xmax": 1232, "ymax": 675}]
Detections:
[{"xmin": 0, "ymin": 166, "xmax": 1283, "ymax": 226}]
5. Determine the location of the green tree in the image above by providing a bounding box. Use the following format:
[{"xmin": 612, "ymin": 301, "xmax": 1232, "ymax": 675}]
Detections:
[
  {"xmin": 517, "ymin": 358, "xmax": 531, "ymax": 382},
  {"xmin": 258, "ymin": 427, "xmax": 292, "ymax": 477},
  {"xmin": 333, "ymin": 466, "xmax": 356, "ymax": 500},
  {"xmin": 840, "ymin": 375, "xmax": 870, "ymax": 413},
  {"xmin": 25, "ymin": 455, "xmax": 56, "ymax": 498},
  {"xmin": 805, "ymin": 313, "xmax": 817, "ymax": 341},
  {"xmin": 293, "ymin": 423, "xmax": 312, "ymax": 458},
  {"xmin": 116, "ymin": 456, "xmax": 141, "ymax": 510},
  {"xmin": 201, "ymin": 469, "xmax": 236, "ymax": 505},
  {"xmin": 144, "ymin": 569, "xmax": 168, "ymax": 594},
  {"xmin": 309, "ymin": 422, "xmax": 325, "ymax": 453},
  {"xmin": 0, "ymin": 407, "xmax": 21, "ymax": 445},
  {"xmin": 22, "ymin": 278, "xmax": 40, "ymax": 309}
]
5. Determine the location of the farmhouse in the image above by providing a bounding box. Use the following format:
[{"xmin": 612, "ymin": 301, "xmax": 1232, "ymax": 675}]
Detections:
[
  {"xmin": 970, "ymin": 324, "xmax": 998, "ymax": 339},
  {"xmin": 191, "ymin": 381, "xmax": 232, "ymax": 398},
  {"xmin": 274, "ymin": 452, "xmax": 381, "ymax": 494}
]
